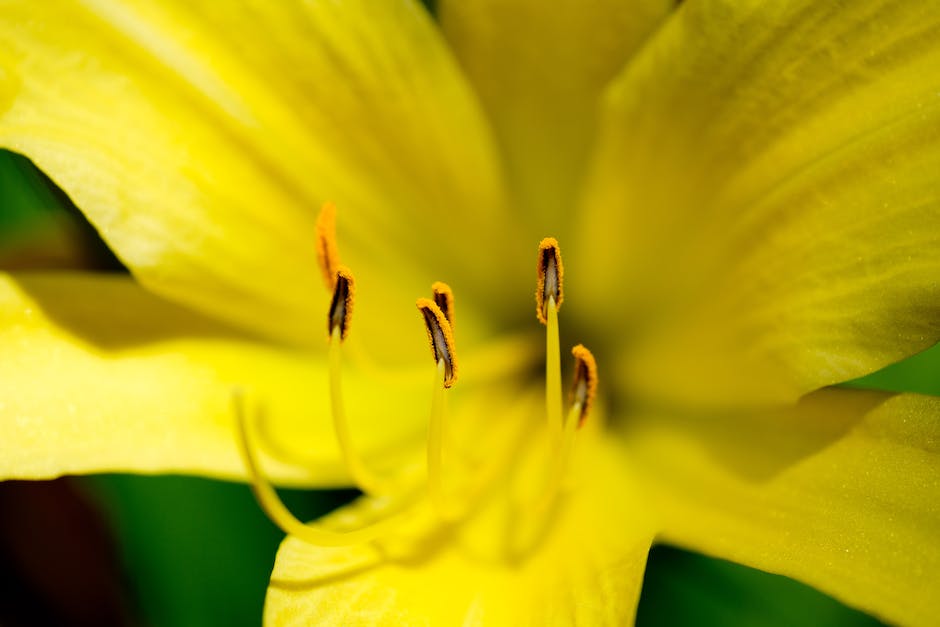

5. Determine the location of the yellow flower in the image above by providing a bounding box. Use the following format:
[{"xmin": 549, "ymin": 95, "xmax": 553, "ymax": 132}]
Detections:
[{"xmin": 1, "ymin": 1, "xmax": 940, "ymax": 625}]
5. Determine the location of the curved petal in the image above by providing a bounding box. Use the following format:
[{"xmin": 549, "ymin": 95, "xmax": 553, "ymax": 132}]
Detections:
[
  {"xmin": 577, "ymin": 0, "xmax": 940, "ymax": 407},
  {"xmin": 265, "ymin": 432, "xmax": 654, "ymax": 625},
  {"xmin": 0, "ymin": 272, "xmax": 433, "ymax": 483},
  {"xmin": 439, "ymin": 0, "xmax": 672, "ymax": 227},
  {"xmin": 0, "ymin": 0, "xmax": 509, "ymax": 347},
  {"xmin": 628, "ymin": 389, "xmax": 940, "ymax": 627}
]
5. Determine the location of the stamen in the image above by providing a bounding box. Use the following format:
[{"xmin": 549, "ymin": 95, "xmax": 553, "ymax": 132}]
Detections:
[
  {"xmin": 431, "ymin": 281, "xmax": 456, "ymax": 331},
  {"xmin": 545, "ymin": 298, "xmax": 563, "ymax": 441},
  {"xmin": 233, "ymin": 389, "xmax": 404, "ymax": 546},
  {"xmin": 416, "ymin": 298, "xmax": 458, "ymax": 388},
  {"xmin": 570, "ymin": 344, "xmax": 598, "ymax": 427},
  {"xmin": 416, "ymin": 297, "xmax": 461, "ymax": 520},
  {"xmin": 329, "ymin": 324, "xmax": 394, "ymax": 496},
  {"xmin": 531, "ymin": 402, "xmax": 582, "ymax": 513},
  {"xmin": 536, "ymin": 238, "xmax": 564, "ymax": 441},
  {"xmin": 506, "ymin": 392, "xmax": 583, "ymax": 560},
  {"xmin": 530, "ymin": 345, "xmax": 598, "ymax": 513},
  {"xmin": 535, "ymin": 237, "xmax": 563, "ymax": 325},
  {"xmin": 328, "ymin": 266, "xmax": 354, "ymax": 341},
  {"xmin": 324, "ymin": 266, "xmax": 395, "ymax": 496},
  {"xmin": 425, "ymin": 354, "xmax": 499, "ymax": 522},
  {"xmin": 426, "ymin": 357, "xmax": 456, "ymax": 520},
  {"xmin": 316, "ymin": 202, "xmax": 341, "ymax": 290},
  {"xmin": 419, "ymin": 292, "xmax": 523, "ymax": 524}
]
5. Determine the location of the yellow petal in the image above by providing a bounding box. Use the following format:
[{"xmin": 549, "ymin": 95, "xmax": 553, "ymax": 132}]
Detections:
[
  {"xmin": 629, "ymin": 389, "xmax": 940, "ymax": 627},
  {"xmin": 0, "ymin": 272, "xmax": 432, "ymax": 483},
  {"xmin": 577, "ymin": 1, "xmax": 940, "ymax": 407},
  {"xmin": 0, "ymin": 0, "xmax": 509, "ymax": 347},
  {"xmin": 266, "ymin": 431, "xmax": 654, "ymax": 625},
  {"xmin": 439, "ymin": 0, "xmax": 673, "ymax": 227}
]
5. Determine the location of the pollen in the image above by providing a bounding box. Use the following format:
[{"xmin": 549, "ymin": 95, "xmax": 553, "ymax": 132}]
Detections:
[
  {"xmin": 416, "ymin": 298, "xmax": 458, "ymax": 388},
  {"xmin": 328, "ymin": 266, "xmax": 354, "ymax": 341},
  {"xmin": 316, "ymin": 201, "xmax": 341, "ymax": 290},
  {"xmin": 535, "ymin": 237, "xmax": 564, "ymax": 324},
  {"xmin": 431, "ymin": 281, "xmax": 456, "ymax": 331},
  {"xmin": 570, "ymin": 344, "xmax": 597, "ymax": 427}
]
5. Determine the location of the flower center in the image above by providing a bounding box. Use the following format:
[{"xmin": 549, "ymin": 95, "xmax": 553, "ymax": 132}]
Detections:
[{"xmin": 233, "ymin": 204, "xmax": 598, "ymax": 548}]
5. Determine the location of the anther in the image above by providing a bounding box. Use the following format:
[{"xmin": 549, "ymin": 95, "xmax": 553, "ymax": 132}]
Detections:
[
  {"xmin": 535, "ymin": 237, "xmax": 564, "ymax": 325},
  {"xmin": 431, "ymin": 282, "xmax": 456, "ymax": 331},
  {"xmin": 416, "ymin": 298, "xmax": 457, "ymax": 388},
  {"xmin": 328, "ymin": 266, "xmax": 354, "ymax": 341},
  {"xmin": 569, "ymin": 345, "xmax": 598, "ymax": 427},
  {"xmin": 316, "ymin": 202, "xmax": 341, "ymax": 289}
]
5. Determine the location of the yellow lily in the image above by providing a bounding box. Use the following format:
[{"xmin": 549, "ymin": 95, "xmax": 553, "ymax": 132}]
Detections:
[{"xmin": 1, "ymin": 1, "xmax": 939, "ymax": 625}]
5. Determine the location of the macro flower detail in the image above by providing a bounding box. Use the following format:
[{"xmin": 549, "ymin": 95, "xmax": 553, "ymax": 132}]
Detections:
[
  {"xmin": 1, "ymin": 1, "xmax": 940, "ymax": 626},
  {"xmin": 236, "ymin": 215, "xmax": 603, "ymax": 567}
]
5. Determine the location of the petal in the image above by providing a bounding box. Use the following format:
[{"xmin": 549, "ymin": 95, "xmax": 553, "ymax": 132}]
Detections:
[
  {"xmin": 439, "ymin": 0, "xmax": 673, "ymax": 225},
  {"xmin": 628, "ymin": 389, "xmax": 940, "ymax": 627},
  {"xmin": 0, "ymin": 0, "xmax": 509, "ymax": 347},
  {"xmin": 577, "ymin": 1, "xmax": 940, "ymax": 407},
  {"xmin": 637, "ymin": 545, "xmax": 883, "ymax": 626},
  {"xmin": 265, "ymin": 432, "xmax": 654, "ymax": 625},
  {"xmin": 0, "ymin": 272, "xmax": 431, "ymax": 483}
]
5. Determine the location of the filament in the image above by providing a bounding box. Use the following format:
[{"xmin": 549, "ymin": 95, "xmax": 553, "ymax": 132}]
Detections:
[
  {"xmin": 426, "ymin": 358, "xmax": 457, "ymax": 520},
  {"xmin": 233, "ymin": 390, "xmax": 403, "ymax": 546},
  {"xmin": 329, "ymin": 325, "xmax": 392, "ymax": 496},
  {"xmin": 532, "ymin": 402, "xmax": 581, "ymax": 513},
  {"xmin": 426, "ymin": 360, "xmax": 537, "ymax": 524},
  {"xmin": 545, "ymin": 295, "xmax": 563, "ymax": 442}
]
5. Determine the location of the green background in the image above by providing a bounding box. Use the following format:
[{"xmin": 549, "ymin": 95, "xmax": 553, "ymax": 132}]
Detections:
[{"xmin": 2, "ymin": 141, "xmax": 934, "ymax": 626}]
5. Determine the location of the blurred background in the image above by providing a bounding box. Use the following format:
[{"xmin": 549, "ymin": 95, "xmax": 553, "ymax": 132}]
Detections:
[{"xmin": 2, "ymin": 146, "xmax": 934, "ymax": 626}]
